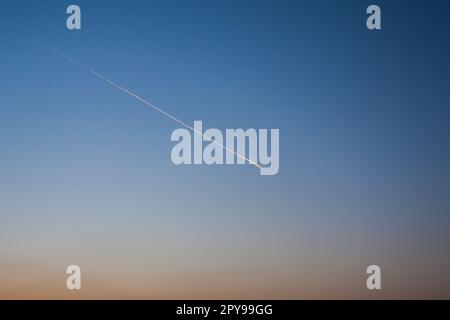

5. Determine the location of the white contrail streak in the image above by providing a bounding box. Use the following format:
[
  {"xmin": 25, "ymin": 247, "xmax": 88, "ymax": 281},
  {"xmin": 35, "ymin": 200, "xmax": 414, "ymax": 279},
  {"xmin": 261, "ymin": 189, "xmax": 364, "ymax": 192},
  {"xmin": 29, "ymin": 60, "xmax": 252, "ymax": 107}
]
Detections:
[{"xmin": 51, "ymin": 49, "xmax": 261, "ymax": 169}]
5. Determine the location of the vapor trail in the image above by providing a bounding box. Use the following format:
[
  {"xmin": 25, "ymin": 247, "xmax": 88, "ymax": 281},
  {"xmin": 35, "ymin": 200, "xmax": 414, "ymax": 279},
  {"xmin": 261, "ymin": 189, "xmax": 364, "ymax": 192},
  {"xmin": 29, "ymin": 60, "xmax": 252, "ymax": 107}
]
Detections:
[{"xmin": 51, "ymin": 49, "xmax": 261, "ymax": 169}]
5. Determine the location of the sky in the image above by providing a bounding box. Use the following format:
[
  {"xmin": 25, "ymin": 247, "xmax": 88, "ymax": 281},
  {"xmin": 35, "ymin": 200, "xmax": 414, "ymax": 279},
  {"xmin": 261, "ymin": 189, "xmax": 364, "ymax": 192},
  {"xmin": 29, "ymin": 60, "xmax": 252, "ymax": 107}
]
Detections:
[{"xmin": 1, "ymin": 0, "xmax": 450, "ymax": 299}]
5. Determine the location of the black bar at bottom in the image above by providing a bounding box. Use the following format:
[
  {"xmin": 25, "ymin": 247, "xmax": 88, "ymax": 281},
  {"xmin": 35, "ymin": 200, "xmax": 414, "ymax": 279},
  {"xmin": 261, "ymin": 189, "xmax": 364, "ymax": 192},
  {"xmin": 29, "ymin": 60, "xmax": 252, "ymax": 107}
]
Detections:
[{"xmin": 0, "ymin": 300, "xmax": 448, "ymax": 318}]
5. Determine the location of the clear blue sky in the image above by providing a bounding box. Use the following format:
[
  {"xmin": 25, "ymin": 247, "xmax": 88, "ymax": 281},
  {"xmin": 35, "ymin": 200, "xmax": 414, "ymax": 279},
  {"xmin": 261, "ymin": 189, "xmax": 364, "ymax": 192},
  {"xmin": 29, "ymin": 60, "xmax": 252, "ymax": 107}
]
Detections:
[{"xmin": 1, "ymin": 0, "xmax": 450, "ymax": 298}]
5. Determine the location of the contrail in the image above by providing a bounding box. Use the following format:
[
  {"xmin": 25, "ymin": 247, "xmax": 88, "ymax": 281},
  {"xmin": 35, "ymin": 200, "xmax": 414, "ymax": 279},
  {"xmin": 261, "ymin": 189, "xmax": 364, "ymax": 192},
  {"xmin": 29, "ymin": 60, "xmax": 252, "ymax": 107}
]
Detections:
[{"xmin": 51, "ymin": 49, "xmax": 261, "ymax": 169}]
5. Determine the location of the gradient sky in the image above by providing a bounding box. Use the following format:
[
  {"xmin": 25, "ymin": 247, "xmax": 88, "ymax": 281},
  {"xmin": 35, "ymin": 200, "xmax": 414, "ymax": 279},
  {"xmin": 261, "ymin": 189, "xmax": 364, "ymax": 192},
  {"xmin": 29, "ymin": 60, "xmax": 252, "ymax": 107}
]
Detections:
[{"xmin": 1, "ymin": 0, "xmax": 450, "ymax": 299}]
